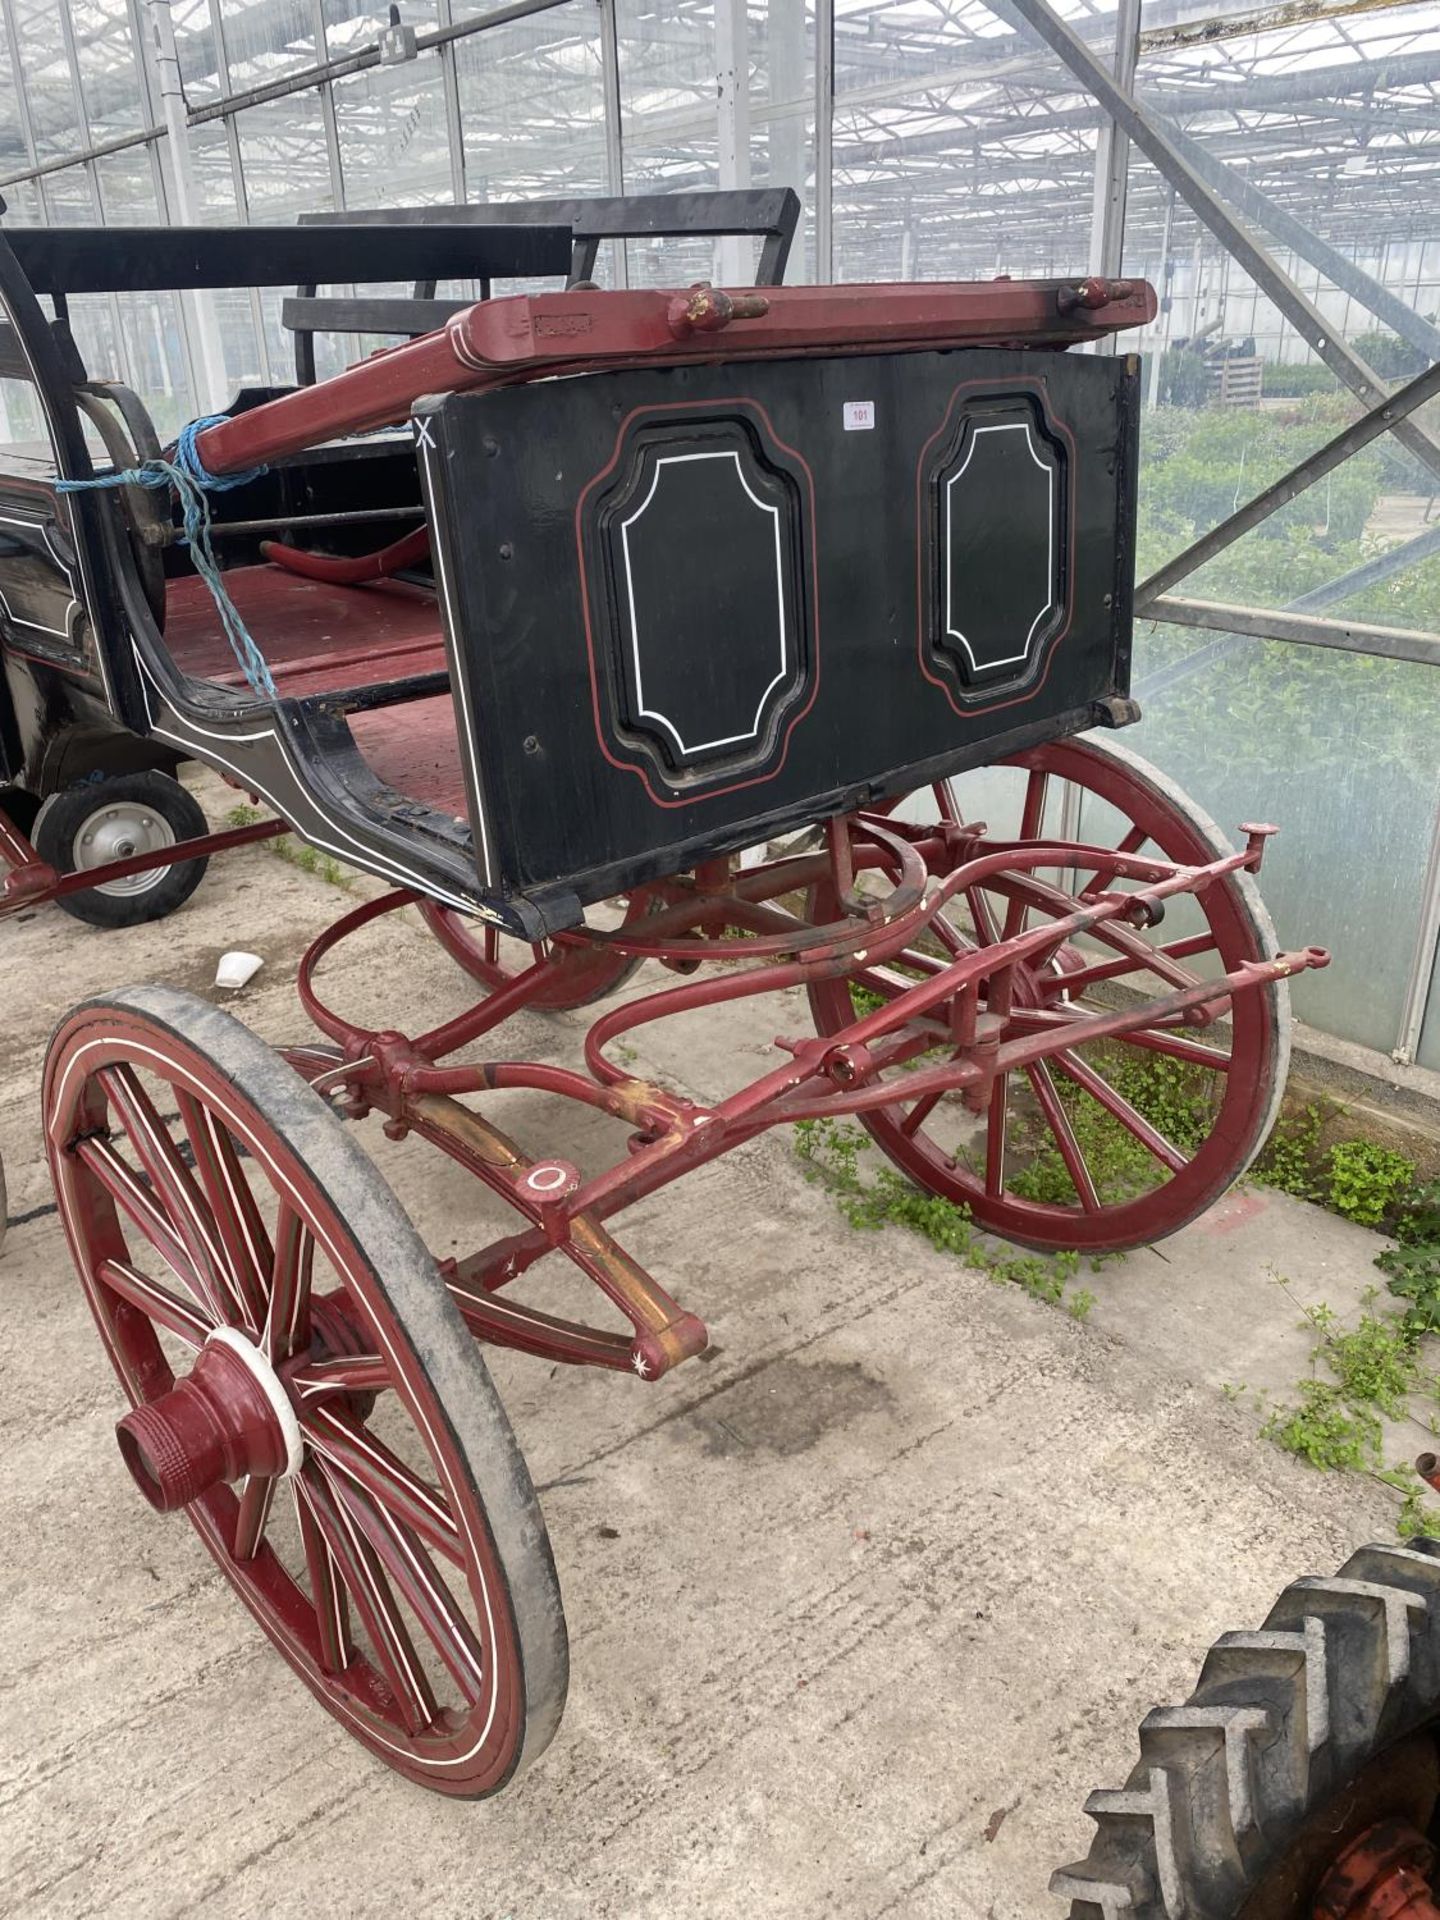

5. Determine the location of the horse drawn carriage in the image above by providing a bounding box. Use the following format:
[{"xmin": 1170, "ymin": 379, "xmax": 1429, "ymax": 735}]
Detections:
[{"xmin": 0, "ymin": 187, "xmax": 1433, "ymax": 1918}]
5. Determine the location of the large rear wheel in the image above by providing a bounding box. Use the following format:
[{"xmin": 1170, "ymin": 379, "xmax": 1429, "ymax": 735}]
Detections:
[
  {"xmin": 808, "ymin": 736, "xmax": 1290, "ymax": 1253},
  {"xmin": 45, "ymin": 985, "xmax": 567, "ymax": 1796}
]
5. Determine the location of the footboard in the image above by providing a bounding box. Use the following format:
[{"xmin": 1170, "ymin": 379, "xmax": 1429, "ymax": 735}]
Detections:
[{"xmin": 417, "ymin": 343, "xmax": 1143, "ymax": 908}]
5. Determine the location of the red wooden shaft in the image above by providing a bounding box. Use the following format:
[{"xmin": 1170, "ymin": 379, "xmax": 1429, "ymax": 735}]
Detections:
[{"xmin": 192, "ymin": 277, "xmax": 1156, "ymax": 475}]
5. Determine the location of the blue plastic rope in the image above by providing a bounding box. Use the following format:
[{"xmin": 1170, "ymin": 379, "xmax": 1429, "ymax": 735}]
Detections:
[{"xmin": 57, "ymin": 413, "xmax": 277, "ymax": 701}]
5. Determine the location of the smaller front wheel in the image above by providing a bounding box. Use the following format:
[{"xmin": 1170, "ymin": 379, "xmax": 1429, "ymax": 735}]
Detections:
[{"xmin": 35, "ymin": 771, "xmax": 209, "ymax": 929}]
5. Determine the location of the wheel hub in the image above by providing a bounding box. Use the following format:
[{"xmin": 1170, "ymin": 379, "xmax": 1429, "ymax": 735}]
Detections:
[
  {"xmin": 115, "ymin": 1326, "xmax": 303, "ymax": 1512},
  {"xmin": 75, "ymin": 800, "xmax": 176, "ymax": 897},
  {"xmin": 1314, "ymin": 1822, "xmax": 1440, "ymax": 1920}
]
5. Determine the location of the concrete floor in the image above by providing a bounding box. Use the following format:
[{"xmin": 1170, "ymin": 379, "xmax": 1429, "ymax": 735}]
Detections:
[{"xmin": 0, "ymin": 814, "xmax": 1405, "ymax": 1920}]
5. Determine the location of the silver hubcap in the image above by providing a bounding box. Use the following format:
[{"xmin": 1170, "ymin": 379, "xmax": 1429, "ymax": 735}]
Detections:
[{"xmin": 73, "ymin": 801, "xmax": 176, "ymax": 897}]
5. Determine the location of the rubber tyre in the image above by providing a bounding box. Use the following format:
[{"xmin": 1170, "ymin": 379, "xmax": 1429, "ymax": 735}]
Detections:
[
  {"xmin": 45, "ymin": 985, "xmax": 569, "ymax": 1795},
  {"xmin": 1052, "ymin": 1539, "xmax": 1440, "ymax": 1917},
  {"xmin": 35, "ymin": 771, "xmax": 209, "ymax": 929}
]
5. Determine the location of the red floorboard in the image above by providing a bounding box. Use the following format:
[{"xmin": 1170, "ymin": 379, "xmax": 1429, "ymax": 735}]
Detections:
[
  {"xmin": 348, "ymin": 695, "xmax": 470, "ymax": 820},
  {"xmin": 166, "ymin": 564, "xmax": 471, "ymax": 825},
  {"xmin": 165, "ymin": 564, "xmax": 449, "ymax": 701}
]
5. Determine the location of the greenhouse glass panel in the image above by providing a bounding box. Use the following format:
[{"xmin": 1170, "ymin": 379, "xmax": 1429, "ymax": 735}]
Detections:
[
  {"xmin": 67, "ymin": 0, "xmax": 148, "ymax": 143},
  {"xmin": 831, "ymin": 0, "xmax": 1114, "ymax": 283},
  {"xmin": 218, "ymin": 0, "xmax": 319, "ymax": 87},
  {"xmin": 334, "ymin": 50, "xmax": 452, "ymax": 207},
  {"xmin": 9, "ymin": 0, "xmax": 83, "ymax": 163},
  {"xmin": 326, "ymin": 0, "xmax": 440, "ymax": 54},
  {"xmin": 616, "ymin": 0, "xmax": 719, "ymax": 282},
  {"xmin": 454, "ymin": 3, "xmax": 606, "ymax": 211},
  {"xmin": 174, "ymin": 0, "xmax": 227, "ymax": 104},
  {"xmin": 1121, "ymin": 623, "xmax": 1440, "ymax": 1056}
]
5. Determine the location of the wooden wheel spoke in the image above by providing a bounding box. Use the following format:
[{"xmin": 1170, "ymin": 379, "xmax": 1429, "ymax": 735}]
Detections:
[
  {"xmin": 1018, "ymin": 766, "xmax": 1050, "ymax": 843},
  {"xmin": 1001, "ymin": 769, "xmax": 1050, "ymax": 943},
  {"xmin": 964, "ymin": 886, "xmax": 1002, "ymax": 949},
  {"xmin": 303, "ymin": 1405, "xmax": 463, "ymax": 1566},
  {"xmin": 808, "ymin": 741, "xmax": 1285, "ymax": 1257},
  {"xmin": 290, "ymin": 1354, "xmax": 393, "ymax": 1403},
  {"xmin": 1053, "ymin": 1047, "xmax": 1188, "ymax": 1175},
  {"xmin": 1075, "ymin": 821, "xmax": 1149, "ymax": 893},
  {"xmin": 900, "ymin": 1084, "xmax": 947, "ymax": 1139},
  {"xmin": 1052, "ymin": 929, "xmax": 1218, "ymax": 998},
  {"xmin": 317, "ymin": 1455, "xmax": 487, "ymax": 1705},
  {"xmin": 97, "ymin": 1256, "xmax": 209, "ymax": 1347},
  {"xmin": 177, "ymin": 1091, "xmax": 271, "ymax": 1336},
  {"xmin": 984, "ymin": 1072, "xmax": 1009, "ymax": 1197},
  {"xmin": 98, "ymin": 1066, "xmax": 238, "ymax": 1328},
  {"xmin": 299, "ymin": 1467, "xmax": 438, "ymax": 1735},
  {"xmin": 1107, "ymin": 1026, "xmax": 1231, "ymax": 1074},
  {"xmin": 233, "ymin": 1474, "xmax": 277, "ymax": 1563},
  {"xmin": 78, "ymin": 1138, "xmax": 203, "ymax": 1300},
  {"xmin": 1023, "ymin": 1061, "xmax": 1101, "ymax": 1213},
  {"xmin": 293, "ymin": 1481, "xmax": 353, "ymax": 1674},
  {"xmin": 1004, "ymin": 1007, "xmax": 1230, "ymax": 1076},
  {"xmin": 1067, "ymin": 915, "xmax": 1206, "ymax": 994},
  {"xmin": 264, "ymin": 1202, "xmax": 314, "ymax": 1365}
]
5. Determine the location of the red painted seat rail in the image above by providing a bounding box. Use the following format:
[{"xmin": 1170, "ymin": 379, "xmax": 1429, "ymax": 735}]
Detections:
[{"xmin": 194, "ymin": 275, "xmax": 1156, "ymax": 476}]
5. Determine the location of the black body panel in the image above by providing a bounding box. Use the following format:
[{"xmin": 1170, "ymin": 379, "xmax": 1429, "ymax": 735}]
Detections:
[{"xmin": 418, "ymin": 344, "xmax": 1141, "ymax": 908}]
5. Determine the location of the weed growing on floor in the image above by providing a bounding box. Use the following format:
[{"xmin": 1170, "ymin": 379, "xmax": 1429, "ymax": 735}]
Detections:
[
  {"xmin": 1251, "ymin": 1102, "xmax": 1328, "ymax": 1202},
  {"xmin": 1263, "ymin": 1378, "xmax": 1381, "ymax": 1472},
  {"xmin": 1327, "ymin": 1140, "xmax": 1421, "ymax": 1227},
  {"xmin": 1250, "ymin": 1100, "xmax": 1422, "ymax": 1229},
  {"xmin": 226, "ymin": 803, "xmax": 354, "ymax": 890},
  {"xmin": 1008, "ymin": 1044, "xmax": 1219, "ymax": 1209},
  {"xmin": 793, "ymin": 1116, "xmax": 1097, "ymax": 1319},
  {"xmin": 1377, "ymin": 1178, "xmax": 1440, "ymax": 1336},
  {"xmin": 1260, "ymin": 1276, "xmax": 1440, "ymax": 1541}
]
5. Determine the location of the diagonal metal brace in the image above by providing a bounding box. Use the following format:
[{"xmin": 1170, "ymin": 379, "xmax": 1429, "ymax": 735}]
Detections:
[
  {"xmin": 1138, "ymin": 356, "xmax": 1440, "ymax": 607},
  {"xmin": 1000, "ymin": 0, "xmax": 1440, "ymax": 486}
]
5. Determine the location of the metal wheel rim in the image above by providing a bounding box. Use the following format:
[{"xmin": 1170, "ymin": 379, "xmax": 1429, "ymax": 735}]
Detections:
[{"xmin": 71, "ymin": 799, "xmax": 176, "ymax": 897}]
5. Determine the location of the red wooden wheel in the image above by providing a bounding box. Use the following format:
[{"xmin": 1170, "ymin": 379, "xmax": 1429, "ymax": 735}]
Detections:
[
  {"xmin": 808, "ymin": 736, "xmax": 1289, "ymax": 1253},
  {"xmin": 45, "ymin": 985, "xmax": 567, "ymax": 1796},
  {"xmin": 419, "ymin": 897, "xmax": 642, "ymax": 1011}
]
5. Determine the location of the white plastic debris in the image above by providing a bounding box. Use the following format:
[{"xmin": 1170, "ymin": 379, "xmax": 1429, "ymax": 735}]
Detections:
[{"xmin": 215, "ymin": 950, "xmax": 264, "ymax": 991}]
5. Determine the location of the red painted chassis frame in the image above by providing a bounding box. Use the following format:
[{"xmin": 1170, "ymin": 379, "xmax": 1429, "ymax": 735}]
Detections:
[
  {"xmin": 0, "ymin": 794, "xmax": 1326, "ymax": 1388},
  {"xmin": 0, "ymin": 806, "xmax": 286, "ymax": 912},
  {"xmin": 275, "ymin": 809, "xmax": 1328, "ymax": 1384}
]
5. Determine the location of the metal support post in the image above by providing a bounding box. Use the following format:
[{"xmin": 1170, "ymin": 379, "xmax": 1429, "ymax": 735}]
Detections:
[
  {"xmin": 815, "ymin": 0, "xmax": 834, "ymax": 283},
  {"xmin": 715, "ymin": 0, "xmax": 753, "ymax": 286},
  {"xmin": 145, "ymin": 0, "xmax": 231, "ymax": 413}
]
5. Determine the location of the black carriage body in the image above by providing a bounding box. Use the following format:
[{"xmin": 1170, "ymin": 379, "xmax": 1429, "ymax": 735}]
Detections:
[
  {"xmin": 419, "ymin": 346, "xmax": 1141, "ymax": 907},
  {"xmin": 0, "ymin": 194, "xmax": 1145, "ymax": 936}
]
